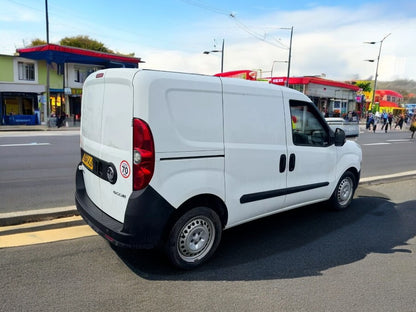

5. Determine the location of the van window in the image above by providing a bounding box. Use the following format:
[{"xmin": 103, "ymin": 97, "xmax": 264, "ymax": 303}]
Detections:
[{"xmin": 290, "ymin": 100, "xmax": 329, "ymax": 147}]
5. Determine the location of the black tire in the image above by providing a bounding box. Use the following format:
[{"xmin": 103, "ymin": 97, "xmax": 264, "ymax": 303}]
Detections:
[
  {"xmin": 329, "ymin": 171, "xmax": 356, "ymax": 210},
  {"xmin": 165, "ymin": 207, "xmax": 222, "ymax": 269}
]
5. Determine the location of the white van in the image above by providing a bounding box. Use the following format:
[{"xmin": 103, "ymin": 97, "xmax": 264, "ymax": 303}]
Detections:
[{"xmin": 75, "ymin": 69, "xmax": 362, "ymax": 269}]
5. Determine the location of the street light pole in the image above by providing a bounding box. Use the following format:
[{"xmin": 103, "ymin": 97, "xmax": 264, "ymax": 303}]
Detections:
[
  {"xmin": 365, "ymin": 33, "xmax": 391, "ymax": 111},
  {"xmin": 286, "ymin": 26, "xmax": 293, "ymax": 87},
  {"xmin": 203, "ymin": 39, "xmax": 224, "ymax": 73},
  {"xmin": 280, "ymin": 27, "xmax": 293, "ymax": 87},
  {"xmin": 45, "ymin": 0, "xmax": 50, "ymax": 125}
]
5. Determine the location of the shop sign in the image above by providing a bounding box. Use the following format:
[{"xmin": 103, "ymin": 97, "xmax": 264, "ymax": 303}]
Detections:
[{"xmin": 71, "ymin": 88, "xmax": 83, "ymax": 95}]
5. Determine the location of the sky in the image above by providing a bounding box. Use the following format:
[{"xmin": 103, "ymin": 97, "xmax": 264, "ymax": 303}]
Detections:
[{"xmin": 1, "ymin": 0, "xmax": 416, "ymax": 82}]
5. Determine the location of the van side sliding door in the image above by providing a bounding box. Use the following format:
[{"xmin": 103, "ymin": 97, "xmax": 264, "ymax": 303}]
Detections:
[{"xmin": 223, "ymin": 82, "xmax": 288, "ymax": 227}]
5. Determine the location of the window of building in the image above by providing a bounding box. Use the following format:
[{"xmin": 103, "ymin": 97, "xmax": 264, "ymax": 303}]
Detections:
[
  {"xmin": 18, "ymin": 62, "xmax": 35, "ymax": 81},
  {"xmin": 74, "ymin": 66, "xmax": 100, "ymax": 83},
  {"xmin": 291, "ymin": 84, "xmax": 303, "ymax": 92},
  {"xmin": 74, "ymin": 69, "xmax": 81, "ymax": 82}
]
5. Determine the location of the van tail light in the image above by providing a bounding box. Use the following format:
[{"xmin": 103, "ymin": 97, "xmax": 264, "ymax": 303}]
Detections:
[{"xmin": 132, "ymin": 118, "xmax": 155, "ymax": 190}]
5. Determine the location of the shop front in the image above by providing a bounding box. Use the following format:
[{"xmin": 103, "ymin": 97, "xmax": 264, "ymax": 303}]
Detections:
[
  {"xmin": 1, "ymin": 92, "xmax": 39, "ymax": 125},
  {"xmin": 0, "ymin": 82, "xmax": 44, "ymax": 125},
  {"xmin": 68, "ymin": 88, "xmax": 82, "ymax": 124},
  {"xmin": 269, "ymin": 76, "xmax": 360, "ymax": 117}
]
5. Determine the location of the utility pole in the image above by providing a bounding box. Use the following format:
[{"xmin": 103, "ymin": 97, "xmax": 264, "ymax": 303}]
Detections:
[
  {"xmin": 286, "ymin": 26, "xmax": 293, "ymax": 87},
  {"xmin": 45, "ymin": 0, "xmax": 50, "ymax": 125},
  {"xmin": 203, "ymin": 39, "xmax": 225, "ymax": 73},
  {"xmin": 364, "ymin": 33, "xmax": 391, "ymax": 111},
  {"xmin": 280, "ymin": 27, "xmax": 293, "ymax": 87}
]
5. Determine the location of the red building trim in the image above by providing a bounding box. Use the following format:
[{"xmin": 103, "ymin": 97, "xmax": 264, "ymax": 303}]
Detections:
[
  {"xmin": 17, "ymin": 44, "xmax": 142, "ymax": 68},
  {"xmin": 270, "ymin": 76, "xmax": 360, "ymax": 91}
]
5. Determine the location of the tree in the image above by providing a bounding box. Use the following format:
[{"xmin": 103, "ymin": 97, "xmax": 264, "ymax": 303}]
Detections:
[
  {"xmin": 355, "ymin": 81, "xmax": 372, "ymax": 92},
  {"xmin": 59, "ymin": 35, "xmax": 112, "ymax": 53},
  {"xmin": 29, "ymin": 38, "xmax": 47, "ymax": 46},
  {"xmin": 27, "ymin": 35, "xmax": 135, "ymax": 56}
]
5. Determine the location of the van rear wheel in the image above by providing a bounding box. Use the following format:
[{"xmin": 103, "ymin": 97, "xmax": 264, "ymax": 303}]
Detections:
[
  {"xmin": 165, "ymin": 207, "xmax": 222, "ymax": 269},
  {"xmin": 330, "ymin": 171, "xmax": 356, "ymax": 210}
]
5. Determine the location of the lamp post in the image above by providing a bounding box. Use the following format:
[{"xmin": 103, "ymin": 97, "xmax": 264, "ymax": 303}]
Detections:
[
  {"xmin": 44, "ymin": 0, "xmax": 50, "ymax": 125},
  {"xmin": 203, "ymin": 39, "xmax": 224, "ymax": 73},
  {"xmin": 364, "ymin": 33, "xmax": 391, "ymax": 111},
  {"xmin": 280, "ymin": 26, "xmax": 293, "ymax": 87}
]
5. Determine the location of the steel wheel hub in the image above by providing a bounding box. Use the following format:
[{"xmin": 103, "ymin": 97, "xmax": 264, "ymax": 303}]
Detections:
[
  {"xmin": 177, "ymin": 216, "xmax": 215, "ymax": 262},
  {"xmin": 338, "ymin": 177, "xmax": 353, "ymax": 206}
]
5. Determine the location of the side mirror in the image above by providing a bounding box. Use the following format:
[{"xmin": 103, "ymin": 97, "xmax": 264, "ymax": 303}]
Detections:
[{"xmin": 334, "ymin": 128, "xmax": 346, "ymax": 146}]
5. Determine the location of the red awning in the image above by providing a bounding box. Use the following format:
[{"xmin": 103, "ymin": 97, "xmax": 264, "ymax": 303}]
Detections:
[
  {"xmin": 17, "ymin": 44, "xmax": 142, "ymax": 68},
  {"xmin": 215, "ymin": 70, "xmax": 257, "ymax": 80},
  {"xmin": 269, "ymin": 76, "xmax": 360, "ymax": 91}
]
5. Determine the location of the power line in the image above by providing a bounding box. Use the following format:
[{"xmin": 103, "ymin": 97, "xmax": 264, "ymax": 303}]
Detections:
[
  {"xmin": 178, "ymin": 0, "xmax": 230, "ymax": 15},
  {"xmin": 179, "ymin": 0, "xmax": 288, "ymax": 50},
  {"xmin": 230, "ymin": 15, "xmax": 288, "ymax": 50}
]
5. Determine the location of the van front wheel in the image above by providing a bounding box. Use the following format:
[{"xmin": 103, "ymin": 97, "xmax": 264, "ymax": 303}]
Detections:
[
  {"xmin": 330, "ymin": 171, "xmax": 356, "ymax": 210},
  {"xmin": 166, "ymin": 207, "xmax": 222, "ymax": 269}
]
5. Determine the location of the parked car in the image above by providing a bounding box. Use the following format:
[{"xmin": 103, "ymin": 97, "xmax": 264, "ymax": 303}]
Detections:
[
  {"xmin": 75, "ymin": 69, "xmax": 362, "ymax": 269},
  {"xmin": 326, "ymin": 117, "xmax": 360, "ymax": 137}
]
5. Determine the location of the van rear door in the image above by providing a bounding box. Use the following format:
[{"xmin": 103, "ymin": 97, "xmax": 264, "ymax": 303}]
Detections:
[{"xmin": 81, "ymin": 69, "xmax": 138, "ymax": 222}]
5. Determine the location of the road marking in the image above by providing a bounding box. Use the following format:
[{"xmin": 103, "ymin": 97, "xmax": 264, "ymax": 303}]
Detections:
[
  {"xmin": 0, "ymin": 216, "xmax": 97, "ymax": 248},
  {"xmin": 0, "ymin": 142, "xmax": 50, "ymax": 147},
  {"xmin": 0, "ymin": 215, "xmax": 81, "ymax": 233},
  {"xmin": 0, "ymin": 225, "xmax": 97, "ymax": 248},
  {"xmin": 387, "ymin": 139, "xmax": 411, "ymax": 142},
  {"xmin": 362, "ymin": 143, "xmax": 390, "ymax": 146}
]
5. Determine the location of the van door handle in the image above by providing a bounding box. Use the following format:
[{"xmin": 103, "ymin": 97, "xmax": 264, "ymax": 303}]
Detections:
[
  {"xmin": 279, "ymin": 154, "xmax": 286, "ymax": 173},
  {"xmin": 289, "ymin": 153, "xmax": 296, "ymax": 171}
]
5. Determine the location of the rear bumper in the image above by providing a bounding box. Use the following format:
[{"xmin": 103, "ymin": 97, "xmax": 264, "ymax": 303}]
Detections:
[{"xmin": 75, "ymin": 163, "xmax": 175, "ymax": 249}]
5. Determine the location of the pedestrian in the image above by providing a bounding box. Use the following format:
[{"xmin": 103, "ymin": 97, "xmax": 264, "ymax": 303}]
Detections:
[
  {"xmin": 410, "ymin": 115, "xmax": 416, "ymax": 139},
  {"xmin": 56, "ymin": 111, "xmax": 66, "ymax": 128},
  {"xmin": 373, "ymin": 115, "xmax": 379, "ymax": 133},
  {"xmin": 381, "ymin": 111, "xmax": 388, "ymax": 132},
  {"xmin": 366, "ymin": 112, "xmax": 373, "ymax": 130},
  {"xmin": 394, "ymin": 114, "xmax": 404, "ymax": 130},
  {"xmin": 388, "ymin": 113, "xmax": 393, "ymax": 130}
]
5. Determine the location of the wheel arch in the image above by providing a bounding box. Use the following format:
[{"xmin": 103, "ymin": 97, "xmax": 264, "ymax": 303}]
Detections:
[
  {"xmin": 345, "ymin": 166, "xmax": 360, "ymax": 189},
  {"xmin": 161, "ymin": 193, "xmax": 228, "ymax": 242}
]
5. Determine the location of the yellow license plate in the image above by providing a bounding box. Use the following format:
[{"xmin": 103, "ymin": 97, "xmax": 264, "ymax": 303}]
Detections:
[{"xmin": 82, "ymin": 153, "xmax": 94, "ymax": 171}]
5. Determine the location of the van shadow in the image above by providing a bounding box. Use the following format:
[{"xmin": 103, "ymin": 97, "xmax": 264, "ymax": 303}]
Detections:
[{"xmin": 112, "ymin": 189, "xmax": 416, "ymax": 281}]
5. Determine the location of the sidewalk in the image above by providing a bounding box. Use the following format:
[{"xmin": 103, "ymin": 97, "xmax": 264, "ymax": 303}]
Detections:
[{"xmin": 0, "ymin": 121, "xmax": 80, "ymax": 132}]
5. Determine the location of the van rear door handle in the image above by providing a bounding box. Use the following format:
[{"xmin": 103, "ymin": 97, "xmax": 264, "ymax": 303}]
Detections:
[
  {"xmin": 279, "ymin": 154, "xmax": 286, "ymax": 173},
  {"xmin": 289, "ymin": 153, "xmax": 296, "ymax": 171}
]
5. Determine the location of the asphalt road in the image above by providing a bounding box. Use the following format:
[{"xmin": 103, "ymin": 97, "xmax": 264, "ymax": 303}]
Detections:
[
  {"xmin": 355, "ymin": 128, "xmax": 415, "ymax": 177},
  {"xmin": 0, "ymin": 128, "xmax": 415, "ymax": 215},
  {"xmin": 0, "ymin": 131, "xmax": 79, "ymax": 213},
  {"xmin": 1, "ymin": 178, "xmax": 415, "ymax": 312}
]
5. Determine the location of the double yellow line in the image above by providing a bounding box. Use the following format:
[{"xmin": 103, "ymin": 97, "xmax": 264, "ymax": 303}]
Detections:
[{"xmin": 0, "ymin": 216, "xmax": 97, "ymax": 248}]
